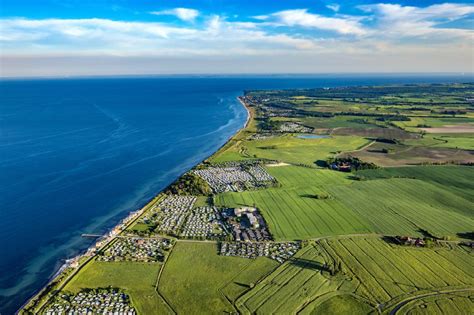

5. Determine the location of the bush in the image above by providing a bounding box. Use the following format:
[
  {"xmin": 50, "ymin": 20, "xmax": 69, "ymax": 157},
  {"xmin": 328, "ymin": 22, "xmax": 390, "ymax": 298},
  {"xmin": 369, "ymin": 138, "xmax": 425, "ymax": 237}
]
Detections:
[{"xmin": 166, "ymin": 173, "xmax": 212, "ymax": 196}]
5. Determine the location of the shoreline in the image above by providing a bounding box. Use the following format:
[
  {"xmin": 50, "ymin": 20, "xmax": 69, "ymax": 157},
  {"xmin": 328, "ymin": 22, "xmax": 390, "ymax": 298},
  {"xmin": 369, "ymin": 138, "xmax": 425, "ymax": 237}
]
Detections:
[{"xmin": 19, "ymin": 95, "xmax": 251, "ymax": 314}]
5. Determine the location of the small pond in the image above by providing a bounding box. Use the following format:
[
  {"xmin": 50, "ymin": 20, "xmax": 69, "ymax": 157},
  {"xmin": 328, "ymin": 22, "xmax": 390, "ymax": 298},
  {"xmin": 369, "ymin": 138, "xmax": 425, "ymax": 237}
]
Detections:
[{"xmin": 296, "ymin": 134, "xmax": 331, "ymax": 139}]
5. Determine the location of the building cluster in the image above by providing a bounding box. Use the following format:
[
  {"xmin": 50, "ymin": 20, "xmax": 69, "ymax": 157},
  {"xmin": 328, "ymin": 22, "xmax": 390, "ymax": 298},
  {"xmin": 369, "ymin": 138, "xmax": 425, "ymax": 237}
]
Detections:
[
  {"xmin": 257, "ymin": 103, "xmax": 294, "ymax": 117},
  {"xmin": 222, "ymin": 207, "xmax": 272, "ymax": 242},
  {"xmin": 44, "ymin": 289, "xmax": 135, "ymax": 315},
  {"xmin": 193, "ymin": 163, "xmax": 275, "ymax": 193},
  {"xmin": 248, "ymin": 133, "xmax": 276, "ymax": 140},
  {"xmin": 395, "ymin": 236, "xmax": 426, "ymax": 247},
  {"xmin": 181, "ymin": 206, "xmax": 227, "ymax": 239},
  {"xmin": 279, "ymin": 122, "xmax": 313, "ymax": 133},
  {"xmin": 97, "ymin": 237, "xmax": 172, "ymax": 262},
  {"xmin": 219, "ymin": 242, "xmax": 300, "ymax": 263},
  {"xmin": 142, "ymin": 195, "xmax": 196, "ymax": 235}
]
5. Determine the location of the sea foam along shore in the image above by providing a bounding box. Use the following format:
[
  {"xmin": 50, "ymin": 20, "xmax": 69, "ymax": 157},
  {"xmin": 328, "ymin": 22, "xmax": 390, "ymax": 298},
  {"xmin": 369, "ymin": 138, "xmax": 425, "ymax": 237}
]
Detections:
[{"xmin": 19, "ymin": 95, "xmax": 250, "ymax": 314}]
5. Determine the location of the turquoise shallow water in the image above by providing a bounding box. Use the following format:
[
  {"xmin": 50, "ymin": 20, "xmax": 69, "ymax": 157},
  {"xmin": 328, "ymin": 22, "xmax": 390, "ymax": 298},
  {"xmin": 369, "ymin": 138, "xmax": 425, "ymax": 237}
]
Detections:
[{"xmin": 0, "ymin": 75, "xmax": 471, "ymax": 313}]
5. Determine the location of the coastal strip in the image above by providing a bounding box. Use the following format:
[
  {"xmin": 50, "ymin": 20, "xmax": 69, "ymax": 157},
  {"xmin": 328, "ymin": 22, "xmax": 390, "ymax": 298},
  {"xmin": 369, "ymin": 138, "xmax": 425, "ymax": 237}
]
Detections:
[{"xmin": 19, "ymin": 95, "xmax": 251, "ymax": 314}]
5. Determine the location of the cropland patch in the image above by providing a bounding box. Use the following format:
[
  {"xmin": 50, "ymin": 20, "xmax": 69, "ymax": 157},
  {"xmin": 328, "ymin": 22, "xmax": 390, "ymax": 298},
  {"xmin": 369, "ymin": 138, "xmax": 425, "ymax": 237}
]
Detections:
[
  {"xmin": 236, "ymin": 237, "xmax": 474, "ymax": 314},
  {"xmin": 420, "ymin": 124, "xmax": 474, "ymax": 134},
  {"xmin": 158, "ymin": 242, "xmax": 253, "ymax": 314},
  {"xmin": 63, "ymin": 261, "xmax": 169, "ymax": 315},
  {"xmin": 347, "ymin": 142, "xmax": 474, "ymax": 166},
  {"xmin": 331, "ymin": 127, "xmax": 418, "ymax": 140},
  {"xmin": 215, "ymin": 166, "xmax": 372, "ymax": 240}
]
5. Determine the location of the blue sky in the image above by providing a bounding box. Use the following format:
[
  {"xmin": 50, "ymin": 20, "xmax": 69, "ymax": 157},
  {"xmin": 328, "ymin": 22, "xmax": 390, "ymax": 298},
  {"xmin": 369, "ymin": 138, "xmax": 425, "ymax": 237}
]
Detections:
[{"xmin": 1, "ymin": 1, "xmax": 473, "ymax": 76}]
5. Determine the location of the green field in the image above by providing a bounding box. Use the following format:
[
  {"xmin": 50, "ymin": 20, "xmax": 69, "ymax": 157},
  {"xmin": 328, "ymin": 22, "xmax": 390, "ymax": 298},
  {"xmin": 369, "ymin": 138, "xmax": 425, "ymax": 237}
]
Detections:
[
  {"xmin": 215, "ymin": 166, "xmax": 373, "ymax": 240},
  {"xmin": 245, "ymin": 135, "xmax": 370, "ymax": 166},
  {"xmin": 394, "ymin": 117, "xmax": 474, "ymax": 132},
  {"xmin": 216, "ymin": 164, "xmax": 473, "ymax": 240},
  {"xmin": 357, "ymin": 165, "xmax": 474, "ymax": 202},
  {"xmin": 236, "ymin": 245, "xmax": 355, "ymax": 314},
  {"xmin": 273, "ymin": 115, "xmax": 380, "ymax": 129},
  {"xmin": 328, "ymin": 178, "xmax": 473, "ymax": 238},
  {"xmin": 347, "ymin": 141, "xmax": 473, "ymax": 166},
  {"xmin": 392, "ymin": 291, "xmax": 473, "ymax": 315},
  {"xmin": 404, "ymin": 133, "xmax": 474, "ymax": 150},
  {"xmin": 158, "ymin": 241, "xmax": 276, "ymax": 314},
  {"xmin": 321, "ymin": 237, "xmax": 474, "ymax": 307},
  {"xmin": 236, "ymin": 237, "xmax": 473, "ymax": 314},
  {"xmin": 63, "ymin": 261, "xmax": 170, "ymax": 314},
  {"xmin": 211, "ymin": 134, "xmax": 371, "ymax": 166},
  {"xmin": 221, "ymin": 257, "xmax": 279, "ymax": 303}
]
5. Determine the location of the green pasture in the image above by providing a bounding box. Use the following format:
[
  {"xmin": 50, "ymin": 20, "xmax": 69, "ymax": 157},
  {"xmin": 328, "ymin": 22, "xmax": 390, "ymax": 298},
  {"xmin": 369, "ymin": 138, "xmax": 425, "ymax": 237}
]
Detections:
[
  {"xmin": 158, "ymin": 241, "xmax": 271, "ymax": 314},
  {"xmin": 301, "ymin": 294, "xmax": 373, "ymax": 315},
  {"xmin": 215, "ymin": 166, "xmax": 373, "ymax": 240},
  {"xmin": 357, "ymin": 165, "xmax": 474, "ymax": 202},
  {"xmin": 393, "ymin": 291, "xmax": 473, "ymax": 315},
  {"xmin": 273, "ymin": 116, "xmax": 379, "ymax": 130},
  {"xmin": 221, "ymin": 257, "xmax": 279, "ymax": 303},
  {"xmin": 236, "ymin": 245, "xmax": 352, "ymax": 314},
  {"xmin": 394, "ymin": 116, "xmax": 474, "ymax": 132},
  {"xmin": 320, "ymin": 237, "xmax": 474, "ymax": 310},
  {"xmin": 236, "ymin": 237, "xmax": 473, "ymax": 314},
  {"xmin": 63, "ymin": 260, "xmax": 170, "ymax": 315},
  {"xmin": 217, "ymin": 165, "xmax": 473, "ymax": 240},
  {"xmin": 348, "ymin": 141, "xmax": 473, "ymax": 166},
  {"xmin": 404, "ymin": 133, "xmax": 474, "ymax": 150},
  {"xmin": 328, "ymin": 178, "xmax": 474, "ymax": 238},
  {"xmin": 244, "ymin": 135, "xmax": 370, "ymax": 166}
]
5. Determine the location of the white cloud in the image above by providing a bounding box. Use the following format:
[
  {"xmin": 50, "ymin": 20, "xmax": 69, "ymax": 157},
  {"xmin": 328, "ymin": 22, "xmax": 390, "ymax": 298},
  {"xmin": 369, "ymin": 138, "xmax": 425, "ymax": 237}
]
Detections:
[
  {"xmin": 0, "ymin": 16, "xmax": 320, "ymax": 57},
  {"xmin": 1, "ymin": 3, "xmax": 473, "ymax": 76},
  {"xmin": 150, "ymin": 8, "xmax": 199, "ymax": 22},
  {"xmin": 326, "ymin": 4, "xmax": 340, "ymax": 12},
  {"xmin": 358, "ymin": 3, "xmax": 474, "ymax": 39},
  {"xmin": 265, "ymin": 9, "xmax": 367, "ymax": 35}
]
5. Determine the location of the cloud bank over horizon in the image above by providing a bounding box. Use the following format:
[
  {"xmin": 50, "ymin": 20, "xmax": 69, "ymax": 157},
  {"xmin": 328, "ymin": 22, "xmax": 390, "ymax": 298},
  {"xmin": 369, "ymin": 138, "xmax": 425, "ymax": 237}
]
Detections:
[{"xmin": 1, "ymin": 1, "xmax": 473, "ymax": 77}]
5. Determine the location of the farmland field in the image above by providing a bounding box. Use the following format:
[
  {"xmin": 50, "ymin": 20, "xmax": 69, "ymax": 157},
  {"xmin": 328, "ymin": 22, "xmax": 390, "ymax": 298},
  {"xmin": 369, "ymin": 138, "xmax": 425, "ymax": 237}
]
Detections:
[
  {"xmin": 217, "ymin": 164, "xmax": 473, "ymax": 240},
  {"xmin": 215, "ymin": 166, "xmax": 373, "ymax": 240},
  {"xmin": 236, "ymin": 237, "xmax": 474, "ymax": 315},
  {"xmin": 357, "ymin": 165, "xmax": 474, "ymax": 202},
  {"xmin": 404, "ymin": 133, "xmax": 474, "ymax": 150},
  {"xmin": 347, "ymin": 141, "xmax": 474, "ymax": 166},
  {"xmin": 63, "ymin": 260, "xmax": 170, "ymax": 314},
  {"xmin": 235, "ymin": 245, "xmax": 355, "ymax": 314},
  {"xmin": 158, "ymin": 241, "xmax": 275, "ymax": 314},
  {"xmin": 391, "ymin": 291, "xmax": 473, "ymax": 315},
  {"xmin": 241, "ymin": 135, "xmax": 370, "ymax": 166},
  {"xmin": 328, "ymin": 178, "xmax": 474, "ymax": 238},
  {"xmin": 320, "ymin": 237, "xmax": 474, "ymax": 308},
  {"xmin": 394, "ymin": 117, "xmax": 474, "ymax": 132}
]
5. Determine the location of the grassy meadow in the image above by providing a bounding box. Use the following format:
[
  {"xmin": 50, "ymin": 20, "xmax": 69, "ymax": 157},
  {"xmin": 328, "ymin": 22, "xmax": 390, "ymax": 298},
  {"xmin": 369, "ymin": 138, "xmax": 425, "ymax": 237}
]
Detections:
[
  {"xmin": 236, "ymin": 237, "xmax": 473, "ymax": 314},
  {"xmin": 63, "ymin": 260, "xmax": 171, "ymax": 314},
  {"xmin": 158, "ymin": 241, "xmax": 277, "ymax": 314},
  {"xmin": 215, "ymin": 166, "xmax": 373, "ymax": 240}
]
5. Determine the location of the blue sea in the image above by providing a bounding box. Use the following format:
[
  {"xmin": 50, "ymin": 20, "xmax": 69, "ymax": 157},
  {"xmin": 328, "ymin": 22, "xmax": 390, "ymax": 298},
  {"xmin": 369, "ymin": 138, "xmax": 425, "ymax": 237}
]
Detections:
[{"xmin": 0, "ymin": 74, "xmax": 472, "ymax": 314}]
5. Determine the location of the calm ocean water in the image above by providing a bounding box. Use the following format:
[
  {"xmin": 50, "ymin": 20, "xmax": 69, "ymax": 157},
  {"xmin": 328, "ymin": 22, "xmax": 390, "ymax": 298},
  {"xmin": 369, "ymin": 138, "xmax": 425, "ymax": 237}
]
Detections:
[{"xmin": 0, "ymin": 75, "xmax": 472, "ymax": 313}]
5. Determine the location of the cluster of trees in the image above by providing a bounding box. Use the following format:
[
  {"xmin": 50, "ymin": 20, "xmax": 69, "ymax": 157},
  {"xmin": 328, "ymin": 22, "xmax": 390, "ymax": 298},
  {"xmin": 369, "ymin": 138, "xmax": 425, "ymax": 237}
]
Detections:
[
  {"xmin": 166, "ymin": 173, "xmax": 212, "ymax": 196},
  {"xmin": 431, "ymin": 109, "xmax": 467, "ymax": 116},
  {"xmin": 374, "ymin": 137, "xmax": 399, "ymax": 144},
  {"xmin": 376, "ymin": 115, "xmax": 410, "ymax": 122},
  {"xmin": 258, "ymin": 117, "xmax": 282, "ymax": 131},
  {"xmin": 327, "ymin": 156, "xmax": 378, "ymax": 172}
]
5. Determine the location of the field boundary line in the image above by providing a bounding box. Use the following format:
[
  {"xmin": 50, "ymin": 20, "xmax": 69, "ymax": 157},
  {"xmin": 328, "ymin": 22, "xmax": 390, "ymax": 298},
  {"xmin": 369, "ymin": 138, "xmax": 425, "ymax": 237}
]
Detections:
[{"xmin": 154, "ymin": 244, "xmax": 178, "ymax": 315}]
